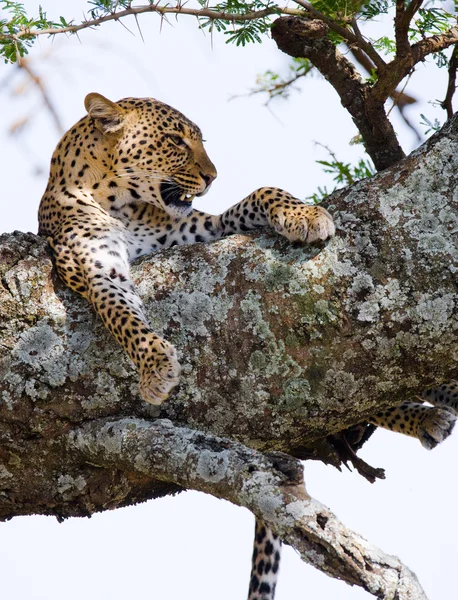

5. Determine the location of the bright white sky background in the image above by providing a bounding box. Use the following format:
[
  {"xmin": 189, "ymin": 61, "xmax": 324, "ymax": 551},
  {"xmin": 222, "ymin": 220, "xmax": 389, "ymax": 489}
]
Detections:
[{"xmin": 0, "ymin": 2, "xmax": 457, "ymax": 599}]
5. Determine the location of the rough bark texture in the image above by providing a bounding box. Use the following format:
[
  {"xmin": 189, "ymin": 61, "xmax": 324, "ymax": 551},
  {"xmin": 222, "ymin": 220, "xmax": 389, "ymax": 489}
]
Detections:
[{"xmin": 0, "ymin": 115, "xmax": 457, "ymax": 598}]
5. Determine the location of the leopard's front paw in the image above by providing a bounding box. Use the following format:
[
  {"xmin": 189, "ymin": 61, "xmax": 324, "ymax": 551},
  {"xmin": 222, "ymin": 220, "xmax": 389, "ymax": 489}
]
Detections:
[
  {"xmin": 139, "ymin": 343, "xmax": 181, "ymax": 405},
  {"xmin": 418, "ymin": 407, "xmax": 456, "ymax": 450},
  {"xmin": 272, "ymin": 204, "xmax": 335, "ymax": 244}
]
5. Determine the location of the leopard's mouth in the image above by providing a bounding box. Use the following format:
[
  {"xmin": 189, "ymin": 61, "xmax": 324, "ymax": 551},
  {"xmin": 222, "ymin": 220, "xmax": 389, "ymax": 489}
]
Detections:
[{"xmin": 160, "ymin": 181, "xmax": 195, "ymax": 208}]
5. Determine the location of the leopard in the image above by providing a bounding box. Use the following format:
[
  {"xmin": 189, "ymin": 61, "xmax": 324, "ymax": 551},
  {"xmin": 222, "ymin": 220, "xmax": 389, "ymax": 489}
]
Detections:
[{"xmin": 38, "ymin": 93, "xmax": 457, "ymax": 600}]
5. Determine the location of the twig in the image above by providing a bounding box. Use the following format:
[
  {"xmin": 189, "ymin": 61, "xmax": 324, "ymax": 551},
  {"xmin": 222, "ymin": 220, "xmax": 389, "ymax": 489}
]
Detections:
[
  {"xmin": 16, "ymin": 56, "xmax": 64, "ymax": 134},
  {"xmin": 232, "ymin": 64, "xmax": 314, "ymax": 104},
  {"xmin": 386, "ymin": 72, "xmax": 412, "ymax": 118}
]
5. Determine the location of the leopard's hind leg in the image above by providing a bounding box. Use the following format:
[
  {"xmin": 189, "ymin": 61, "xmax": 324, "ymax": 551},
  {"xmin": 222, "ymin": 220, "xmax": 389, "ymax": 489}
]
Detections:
[
  {"xmin": 49, "ymin": 216, "xmax": 180, "ymax": 405},
  {"xmin": 369, "ymin": 383, "xmax": 458, "ymax": 449},
  {"xmin": 422, "ymin": 381, "xmax": 458, "ymax": 413}
]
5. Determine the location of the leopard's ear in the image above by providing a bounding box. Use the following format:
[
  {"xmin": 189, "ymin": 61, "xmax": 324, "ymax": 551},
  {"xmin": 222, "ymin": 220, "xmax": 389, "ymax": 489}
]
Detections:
[{"xmin": 84, "ymin": 93, "xmax": 125, "ymax": 135}]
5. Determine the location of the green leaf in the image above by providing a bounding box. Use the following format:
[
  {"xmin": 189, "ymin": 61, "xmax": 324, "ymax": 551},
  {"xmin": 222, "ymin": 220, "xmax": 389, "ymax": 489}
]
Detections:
[
  {"xmin": 419, "ymin": 113, "xmax": 441, "ymax": 135},
  {"xmin": 307, "ymin": 145, "xmax": 375, "ymax": 202},
  {"xmin": 197, "ymin": 0, "xmax": 279, "ymax": 45}
]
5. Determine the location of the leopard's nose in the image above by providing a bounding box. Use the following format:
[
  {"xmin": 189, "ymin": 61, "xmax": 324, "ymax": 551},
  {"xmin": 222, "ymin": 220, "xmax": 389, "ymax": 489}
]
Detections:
[{"xmin": 201, "ymin": 171, "xmax": 216, "ymax": 187}]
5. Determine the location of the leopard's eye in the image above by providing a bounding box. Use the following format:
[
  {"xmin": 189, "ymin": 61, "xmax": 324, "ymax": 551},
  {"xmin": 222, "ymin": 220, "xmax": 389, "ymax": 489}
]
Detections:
[{"xmin": 168, "ymin": 134, "xmax": 186, "ymax": 147}]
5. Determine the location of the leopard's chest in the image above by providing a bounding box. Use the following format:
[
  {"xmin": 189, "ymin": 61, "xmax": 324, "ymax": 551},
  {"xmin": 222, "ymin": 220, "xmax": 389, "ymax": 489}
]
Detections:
[{"xmin": 122, "ymin": 216, "xmax": 186, "ymax": 261}]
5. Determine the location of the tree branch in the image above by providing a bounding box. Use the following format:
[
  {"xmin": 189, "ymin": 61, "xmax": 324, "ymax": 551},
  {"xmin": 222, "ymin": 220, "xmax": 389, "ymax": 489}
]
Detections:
[
  {"xmin": 350, "ymin": 17, "xmax": 386, "ymax": 72},
  {"xmin": 236, "ymin": 66, "xmax": 313, "ymax": 103},
  {"xmin": 294, "ymin": 0, "xmax": 386, "ymax": 70},
  {"xmin": 394, "ymin": 0, "xmax": 423, "ymax": 59},
  {"xmin": 347, "ymin": 44, "xmax": 420, "ymax": 140},
  {"xmin": 271, "ymin": 16, "xmax": 405, "ymax": 170},
  {"xmin": 371, "ymin": 25, "xmax": 458, "ymax": 105},
  {"xmin": 272, "ymin": 14, "xmax": 458, "ymax": 170},
  {"xmin": 70, "ymin": 417, "xmax": 428, "ymax": 599},
  {"xmin": 412, "ymin": 25, "xmax": 458, "ymax": 64},
  {"xmin": 0, "ymin": 2, "xmax": 301, "ymax": 45}
]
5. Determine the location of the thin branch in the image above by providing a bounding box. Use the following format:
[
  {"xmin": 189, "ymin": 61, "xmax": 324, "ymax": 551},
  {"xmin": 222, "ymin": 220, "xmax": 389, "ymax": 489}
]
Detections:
[
  {"xmin": 403, "ymin": 0, "xmax": 424, "ymax": 28},
  {"xmin": 348, "ymin": 16, "xmax": 387, "ymax": 71},
  {"xmin": 0, "ymin": 3, "xmax": 302, "ymax": 44},
  {"xmin": 441, "ymin": 45, "xmax": 458, "ymax": 119},
  {"xmin": 387, "ymin": 74, "xmax": 421, "ymax": 142},
  {"xmin": 69, "ymin": 417, "xmax": 428, "ymax": 599},
  {"xmin": 2, "ymin": 0, "xmax": 383, "ymax": 73},
  {"xmin": 386, "ymin": 72, "xmax": 411, "ymax": 116},
  {"xmin": 294, "ymin": 0, "xmax": 386, "ymax": 70},
  {"xmin": 16, "ymin": 56, "xmax": 64, "ymax": 134},
  {"xmin": 232, "ymin": 63, "xmax": 314, "ymax": 104}
]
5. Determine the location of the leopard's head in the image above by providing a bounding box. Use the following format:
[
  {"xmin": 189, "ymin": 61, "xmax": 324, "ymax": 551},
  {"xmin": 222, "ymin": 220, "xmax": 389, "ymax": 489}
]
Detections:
[{"xmin": 84, "ymin": 93, "xmax": 217, "ymax": 216}]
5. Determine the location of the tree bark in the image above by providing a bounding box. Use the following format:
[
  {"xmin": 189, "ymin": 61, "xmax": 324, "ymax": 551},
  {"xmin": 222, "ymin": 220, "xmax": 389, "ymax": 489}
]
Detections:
[{"xmin": 1, "ymin": 115, "xmax": 457, "ymax": 598}]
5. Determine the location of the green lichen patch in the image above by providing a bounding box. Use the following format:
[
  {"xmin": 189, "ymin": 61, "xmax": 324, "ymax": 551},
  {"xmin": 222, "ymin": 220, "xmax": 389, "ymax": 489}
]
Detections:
[{"xmin": 12, "ymin": 320, "xmax": 67, "ymax": 387}]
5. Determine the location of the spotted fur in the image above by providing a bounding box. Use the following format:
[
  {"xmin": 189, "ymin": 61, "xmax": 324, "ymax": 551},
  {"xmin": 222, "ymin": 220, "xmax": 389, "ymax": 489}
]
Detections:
[
  {"xmin": 248, "ymin": 522, "xmax": 282, "ymax": 600},
  {"xmin": 369, "ymin": 382, "xmax": 458, "ymax": 449}
]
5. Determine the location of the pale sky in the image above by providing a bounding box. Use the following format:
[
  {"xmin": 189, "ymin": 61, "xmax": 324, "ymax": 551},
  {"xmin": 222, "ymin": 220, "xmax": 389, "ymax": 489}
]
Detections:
[{"xmin": 1, "ymin": 2, "xmax": 457, "ymax": 599}]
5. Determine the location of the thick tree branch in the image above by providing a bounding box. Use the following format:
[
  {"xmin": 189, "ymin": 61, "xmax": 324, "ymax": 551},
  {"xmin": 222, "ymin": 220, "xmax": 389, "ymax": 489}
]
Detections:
[
  {"xmin": 1, "ymin": 111, "xmax": 457, "ymax": 499},
  {"xmin": 70, "ymin": 417, "xmax": 428, "ymax": 599}
]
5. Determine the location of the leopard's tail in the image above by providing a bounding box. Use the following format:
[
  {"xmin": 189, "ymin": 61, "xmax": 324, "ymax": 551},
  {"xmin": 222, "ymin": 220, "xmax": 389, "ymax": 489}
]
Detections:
[{"xmin": 247, "ymin": 520, "xmax": 282, "ymax": 600}]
